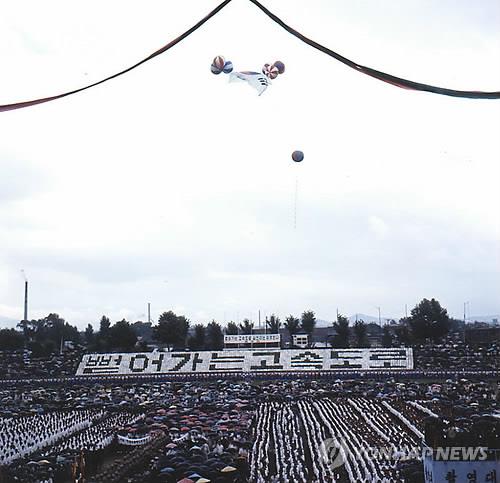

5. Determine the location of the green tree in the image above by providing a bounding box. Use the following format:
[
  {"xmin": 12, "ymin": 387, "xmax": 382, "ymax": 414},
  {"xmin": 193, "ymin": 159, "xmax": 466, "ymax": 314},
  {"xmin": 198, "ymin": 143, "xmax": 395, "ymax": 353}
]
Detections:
[
  {"xmin": 99, "ymin": 315, "xmax": 111, "ymax": 334},
  {"xmin": 207, "ymin": 320, "xmax": 224, "ymax": 350},
  {"xmin": 43, "ymin": 313, "xmax": 66, "ymax": 346},
  {"xmin": 131, "ymin": 321, "xmax": 153, "ymax": 342},
  {"xmin": 98, "ymin": 315, "xmax": 111, "ymax": 351},
  {"xmin": 16, "ymin": 314, "xmax": 80, "ymax": 354},
  {"xmin": 154, "ymin": 311, "xmax": 178, "ymax": 349},
  {"xmin": 353, "ymin": 320, "xmax": 369, "ymax": 348},
  {"xmin": 62, "ymin": 322, "xmax": 80, "ymax": 345},
  {"xmin": 30, "ymin": 314, "xmax": 80, "ymax": 350},
  {"xmin": 266, "ymin": 314, "xmax": 281, "ymax": 334},
  {"xmin": 284, "ymin": 315, "xmax": 300, "ymax": 338},
  {"xmin": 84, "ymin": 324, "xmax": 94, "ymax": 345},
  {"xmin": 332, "ymin": 314, "xmax": 350, "ymax": 348},
  {"xmin": 395, "ymin": 323, "xmax": 412, "ymax": 346},
  {"xmin": 300, "ymin": 310, "xmax": 316, "ymax": 337},
  {"xmin": 176, "ymin": 315, "xmax": 190, "ymax": 349},
  {"xmin": 225, "ymin": 322, "xmax": 239, "ymax": 335},
  {"xmin": 0, "ymin": 329, "xmax": 25, "ymax": 350},
  {"xmin": 109, "ymin": 319, "xmax": 137, "ymax": 350},
  {"xmin": 153, "ymin": 311, "xmax": 190, "ymax": 350},
  {"xmin": 239, "ymin": 319, "xmax": 254, "ymax": 335},
  {"xmin": 408, "ymin": 298, "xmax": 450, "ymax": 342},
  {"xmin": 188, "ymin": 324, "xmax": 206, "ymax": 351},
  {"xmin": 381, "ymin": 326, "xmax": 393, "ymax": 347},
  {"xmin": 17, "ymin": 319, "xmax": 36, "ymax": 341}
]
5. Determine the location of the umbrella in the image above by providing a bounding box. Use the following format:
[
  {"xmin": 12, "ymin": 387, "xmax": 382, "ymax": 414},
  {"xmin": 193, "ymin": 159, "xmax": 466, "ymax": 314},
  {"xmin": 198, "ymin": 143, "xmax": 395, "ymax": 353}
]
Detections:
[
  {"xmin": 177, "ymin": 479, "xmax": 194, "ymax": 483},
  {"xmin": 160, "ymin": 467, "xmax": 175, "ymax": 474},
  {"xmin": 221, "ymin": 466, "xmax": 237, "ymax": 473}
]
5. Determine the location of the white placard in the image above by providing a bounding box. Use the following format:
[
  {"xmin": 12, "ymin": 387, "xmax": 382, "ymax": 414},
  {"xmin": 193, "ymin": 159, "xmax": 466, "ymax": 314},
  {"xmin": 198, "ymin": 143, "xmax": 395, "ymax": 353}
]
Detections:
[
  {"xmin": 224, "ymin": 334, "xmax": 281, "ymax": 343},
  {"xmin": 76, "ymin": 348, "xmax": 413, "ymax": 376}
]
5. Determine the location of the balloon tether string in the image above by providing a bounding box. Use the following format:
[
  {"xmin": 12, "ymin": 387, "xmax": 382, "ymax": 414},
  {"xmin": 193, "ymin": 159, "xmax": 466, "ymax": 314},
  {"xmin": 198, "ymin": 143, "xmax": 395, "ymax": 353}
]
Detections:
[{"xmin": 294, "ymin": 176, "xmax": 298, "ymax": 229}]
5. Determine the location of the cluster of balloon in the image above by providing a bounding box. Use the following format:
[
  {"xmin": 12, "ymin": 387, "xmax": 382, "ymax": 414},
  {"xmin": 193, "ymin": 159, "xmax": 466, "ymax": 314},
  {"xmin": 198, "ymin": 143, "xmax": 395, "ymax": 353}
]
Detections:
[
  {"xmin": 223, "ymin": 59, "xmax": 285, "ymax": 96},
  {"xmin": 262, "ymin": 60, "xmax": 285, "ymax": 79},
  {"xmin": 210, "ymin": 55, "xmax": 233, "ymax": 75},
  {"xmin": 292, "ymin": 150, "xmax": 304, "ymax": 162}
]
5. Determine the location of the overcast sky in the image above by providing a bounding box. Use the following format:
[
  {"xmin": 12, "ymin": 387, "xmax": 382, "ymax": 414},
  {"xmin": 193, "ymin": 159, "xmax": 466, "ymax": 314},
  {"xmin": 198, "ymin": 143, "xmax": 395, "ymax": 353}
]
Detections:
[{"xmin": 1, "ymin": 0, "xmax": 499, "ymax": 329}]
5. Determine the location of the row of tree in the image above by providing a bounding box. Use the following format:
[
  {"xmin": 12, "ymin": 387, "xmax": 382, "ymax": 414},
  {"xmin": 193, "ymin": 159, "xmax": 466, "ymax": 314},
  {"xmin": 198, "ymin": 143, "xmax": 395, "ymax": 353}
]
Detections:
[
  {"xmin": 223, "ymin": 311, "xmax": 315, "ymax": 335},
  {"xmin": 0, "ymin": 298, "xmax": 456, "ymax": 353},
  {"xmin": 4, "ymin": 314, "xmax": 82, "ymax": 355}
]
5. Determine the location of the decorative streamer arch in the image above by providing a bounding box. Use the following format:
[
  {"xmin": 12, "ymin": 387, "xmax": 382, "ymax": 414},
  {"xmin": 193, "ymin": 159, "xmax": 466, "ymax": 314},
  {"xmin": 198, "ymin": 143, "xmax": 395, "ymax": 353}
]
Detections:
[{"xmin": 1, "ymin": 0, "xmax": 498, "ymax": 113}]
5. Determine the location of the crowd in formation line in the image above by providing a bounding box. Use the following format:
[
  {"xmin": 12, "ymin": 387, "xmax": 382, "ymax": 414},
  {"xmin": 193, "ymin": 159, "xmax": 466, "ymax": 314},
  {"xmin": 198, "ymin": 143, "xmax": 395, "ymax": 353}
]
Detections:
[{"xmin": 0, "ymin": 354, "xmax": 498, "ymax": 482}]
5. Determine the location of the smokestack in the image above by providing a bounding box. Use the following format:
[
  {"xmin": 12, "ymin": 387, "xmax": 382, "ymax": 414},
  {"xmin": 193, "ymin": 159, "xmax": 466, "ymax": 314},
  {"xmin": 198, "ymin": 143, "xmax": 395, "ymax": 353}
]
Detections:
[
  {"xmin": 148, "ymin": 303, "xmax": 151, "ymax": 323},
  {"xmin": 24, "ymin": 281, "xmax": 28, "ymax": 322},
  {"xmin": 21, "ymin": 270, "xmax": 28, "ymax": 322}
]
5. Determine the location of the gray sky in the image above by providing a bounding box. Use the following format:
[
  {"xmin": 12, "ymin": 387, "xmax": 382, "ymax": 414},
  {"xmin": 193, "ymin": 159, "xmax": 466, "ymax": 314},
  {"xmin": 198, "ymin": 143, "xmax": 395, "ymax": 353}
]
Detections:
[{"xmin": 1, "ymin": 0, "xmax": 499, "ymax": 328}]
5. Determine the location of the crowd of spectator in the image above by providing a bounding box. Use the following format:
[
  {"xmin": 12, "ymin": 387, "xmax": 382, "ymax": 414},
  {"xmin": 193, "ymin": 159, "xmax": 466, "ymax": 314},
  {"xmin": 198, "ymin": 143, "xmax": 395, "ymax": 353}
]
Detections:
[
  {"xmin": 0, "ymin": 377, "xmax": 497, "ymax": 482},
  {"xmin": 0, "ymin": 338, "xmax": 499, "ymax": 482},
  {"xmin": 414, "ymin": 342, "xmax": 499, "ymax": 371},
  {"xmin": 0, "ymin": 349, "xmax": 83, "ymax": 380}
]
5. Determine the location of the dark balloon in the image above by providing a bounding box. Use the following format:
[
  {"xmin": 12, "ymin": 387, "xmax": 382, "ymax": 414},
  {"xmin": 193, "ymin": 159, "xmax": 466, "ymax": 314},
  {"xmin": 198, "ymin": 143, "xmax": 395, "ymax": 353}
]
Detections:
[
  {"xmin": 273, "ymin": 61, "xmax": 285, "ymax": 74},
  {"xmin": 292, "ymin": 151, "xmax": 304, "ymax": 162}
]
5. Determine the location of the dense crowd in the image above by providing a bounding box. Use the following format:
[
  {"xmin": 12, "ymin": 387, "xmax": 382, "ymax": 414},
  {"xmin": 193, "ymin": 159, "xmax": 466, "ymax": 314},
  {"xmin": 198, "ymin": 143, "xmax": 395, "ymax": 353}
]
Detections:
[
  {"xmin": 0, "ymin": 339, "xmax": 498, "ymax": 482},
  {"xmin": 0, "ymin": 376, "xmax": 497, "ymax": 482},
  {"xmin": 413, "ymin": 342, "xmax": 499, "ymax": 371},
  {"xmin": 0, "ymin": 350, "xmax": 83, "ymax": 380},
  {"xmin": 0, "ymin": 410, "xmax": 104, "ymax": 465}
]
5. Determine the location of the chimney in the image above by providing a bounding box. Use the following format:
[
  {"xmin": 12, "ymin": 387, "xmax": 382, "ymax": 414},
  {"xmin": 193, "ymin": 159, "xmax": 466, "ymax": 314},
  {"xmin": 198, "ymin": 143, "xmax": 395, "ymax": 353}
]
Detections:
[{"xmin": 24, "ymin": 280, "xmax": 28, "ymax": 322}]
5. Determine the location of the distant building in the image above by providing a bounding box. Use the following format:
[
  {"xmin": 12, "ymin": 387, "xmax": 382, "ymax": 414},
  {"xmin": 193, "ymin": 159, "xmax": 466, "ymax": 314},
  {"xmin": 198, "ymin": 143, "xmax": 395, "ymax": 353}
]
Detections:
[
  {"xmin": 292, "ymin": 333, "xmax": 309, "ymax": 348},
  {"xmin": 280, "ymin": 327, "xmax": 336, "ymax": 348}
]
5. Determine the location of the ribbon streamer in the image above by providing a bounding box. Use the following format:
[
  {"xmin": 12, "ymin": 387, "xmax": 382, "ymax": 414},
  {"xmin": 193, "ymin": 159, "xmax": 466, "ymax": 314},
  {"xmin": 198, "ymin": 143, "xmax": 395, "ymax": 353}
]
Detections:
[
  {"xmin": 1, "ymin": 0, "xmax": 499, "ymax": 112},
  {"xmin": 0, "ymin": 0, "xmax": 233, "ymax": 112},
  {"xmin": 249, "ymin": 0, "xmax": 500, "ymax": 99}
]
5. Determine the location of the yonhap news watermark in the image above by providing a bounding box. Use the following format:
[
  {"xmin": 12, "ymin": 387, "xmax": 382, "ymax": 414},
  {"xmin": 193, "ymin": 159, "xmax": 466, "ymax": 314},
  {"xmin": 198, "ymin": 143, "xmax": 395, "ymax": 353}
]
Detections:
[{"xmin": 320, "ymin": 438, "xmax": 489, "ymax": 470}]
